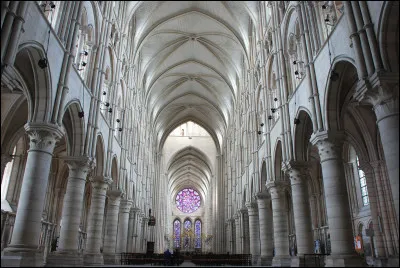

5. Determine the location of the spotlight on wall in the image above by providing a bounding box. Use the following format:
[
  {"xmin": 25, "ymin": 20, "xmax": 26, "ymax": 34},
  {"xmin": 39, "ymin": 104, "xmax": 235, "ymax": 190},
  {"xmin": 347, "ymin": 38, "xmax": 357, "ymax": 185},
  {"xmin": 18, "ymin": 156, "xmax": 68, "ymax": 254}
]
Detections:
[
  {"xmin": 322, "ymin": 4, "xmax": 327, "ymax": 9},
  {"xmin": 324, "ymin": 16, "xmax": 330, "ymax": 23},
  {"xmin": 294, "ymin": 118, "xmax": 300, "ymax": 125},
  {"xmin": 268, "ymin": 115, "xmax": 273, "ymax": 120},
  {"xmin": 78, "ymin": 111, "xmax": 85, "ymax": 118},
  {"xmin": 38, "ymin": 58, "xmax": 48, "ymax": 69},
  {"xmin": 258, "ymin": 130, "xmax": 262, "ymax": 135},
  {"xmin": 50, "ymin": 2, "xmax": 56, "ymax": 8},
  {"xmin": 271, "ymin": 108, "xmax": 276, "ymax": 113},
  {"xmin": 81, "ymin": 61, "xmax": 87, "ymax": 67},
  {"xmin": 293, "ymin": 60, "xmax": 297, "ymax": 65},
  {"xmin": 116, "ymin": 119, "xmax": 121, "ymax": 123},
  {"xmin": 103, "ymin": 91, "xmax": 107, "ymax": 95},
  {"xmin": 260, "ymin": 123, "xmax": 264, "ymax": 127},
  {"xmin": 274, "ymin": 98, "xmax": 278, "ymax": 102},
  {"xmin": 81, "ymin": 51, "xmax": 88, "ymax": 56},
  {"xmin": 330, "ymin": 70, "xmax": 339, "ymax": 81},
  {"xmin": 294, "ymin": 70, "xmax": 299, "ymax": 75}
]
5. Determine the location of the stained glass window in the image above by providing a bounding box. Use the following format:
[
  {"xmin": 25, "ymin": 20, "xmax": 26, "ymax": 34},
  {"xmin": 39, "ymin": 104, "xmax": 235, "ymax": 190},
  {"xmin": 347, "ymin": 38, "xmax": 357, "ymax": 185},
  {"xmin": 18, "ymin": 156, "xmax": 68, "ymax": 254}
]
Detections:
[
  {"xmin": 174, "ymin": 219, "xmax": 181, "ymax": 248},
  {"xmin": 176, "ymin": 188, "xmax": 201, "ymax": 213},
  {"xmin": 183, "ymin": 219, "xmax": 192, "ymax": 249},
  {"xmin": 357, "ymin": 157, "xmax": 369, "ymax": 206},
  {"xmin": 195, "ymin": 220, "xmax": 201, "ymax": 248}
]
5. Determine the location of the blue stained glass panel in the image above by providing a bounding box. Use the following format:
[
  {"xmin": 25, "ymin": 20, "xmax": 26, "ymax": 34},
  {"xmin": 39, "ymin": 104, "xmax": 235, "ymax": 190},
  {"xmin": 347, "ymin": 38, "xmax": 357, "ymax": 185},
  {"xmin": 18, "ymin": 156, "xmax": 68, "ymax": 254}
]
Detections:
[
  {"xmin": 176, "ymin": 188, "xmax": 201, "ymax": 213},
  {"xmin": 174, "ymin": 220, "xmax": 181, "ymax": 248},
  {"xmin": 195, "ymin": 220, "xmax": 201, "ymax": 248}
]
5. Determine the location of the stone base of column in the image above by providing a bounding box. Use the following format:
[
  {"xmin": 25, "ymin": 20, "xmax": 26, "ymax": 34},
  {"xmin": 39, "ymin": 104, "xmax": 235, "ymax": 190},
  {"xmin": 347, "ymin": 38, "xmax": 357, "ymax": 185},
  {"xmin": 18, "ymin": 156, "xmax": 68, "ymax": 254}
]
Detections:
[
  {"xmin": 83, "ymin": 253, "xmax": 104, "ymax": 266},
  {"xmin": 260, "ymin": 255, "xmax": 273, "ymax": 266},
  {"xmin": 272, "ymin": 256, "xmax": 292, "ymax": 267},
  {"xmin": 290, "ymin": 256, "xmax": 311, "ymax": 267},
  {"xmin": 45, "ymin": 251, "xmax": 83, "ymax": 267},
  {"xmin": 252, "ymin": 254, "xmax": 260, "ymax": 266},
  {"xmin": 1, "ymin": 251, "xmax": 43, "ymax": 267},
  {"xmin": 384, "ymin": 257, "xmax": 399, "ymax": 267},
  {"xmin": 103, "ymin": 253, "xmax": 117, "ymax": 264},
  {"xmin": 325, "ymin": 254, "xmax": 364, "ymax": 267}
]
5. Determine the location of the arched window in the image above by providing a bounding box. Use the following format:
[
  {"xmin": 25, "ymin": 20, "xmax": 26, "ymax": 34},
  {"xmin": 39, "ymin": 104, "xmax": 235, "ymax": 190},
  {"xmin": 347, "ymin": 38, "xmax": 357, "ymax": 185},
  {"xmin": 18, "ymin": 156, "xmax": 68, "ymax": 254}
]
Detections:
[
  {"xmin": 101, "ymin": 67, "xmax": 111, "ymax": 115},
  {"xmin": 183, "ymin": 219, "xmax": 192, "ymax": 249},
  {"xmin": 194, "ymin": 219, "xmax": 201, "ymax": 248},
  {"xmin": 173, "ymin": 219, "xmax": 181, "ymax": 248},
  {"xmin": 356, "ymin": 157, "xmax": 369, "ymax": 206}
]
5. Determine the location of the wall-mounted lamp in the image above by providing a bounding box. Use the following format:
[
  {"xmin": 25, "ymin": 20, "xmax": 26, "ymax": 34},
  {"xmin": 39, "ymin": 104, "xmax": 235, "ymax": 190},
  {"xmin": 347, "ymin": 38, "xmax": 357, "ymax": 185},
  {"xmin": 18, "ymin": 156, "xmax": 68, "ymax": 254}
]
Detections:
[
  {"xmin": 260, "ymin": 123, "xmax": 264, "ymax": 127},
  {"xmin": 271, "ymin": 108, "xmax": 276, "ymax": 113},
  {"xmin": 38, "ymin": 58, "xmax": 48, "ymax": 69},
  {"xmin": 330, "ymin": 70, "xmax": 339, "ymax": 81},
  {"xmin": 268, "ymin": 115, "xmax": 273, "ymax": 120},
  {"xmin": 80, "ymin": 51, "xmax": 88, "ymax": 56},
  {"xmin": 78, "ymin": 111, "xmax": 85, "ymax": 118},
  {"xmin": 294, "ymin": 118, "xmax": 300, "ymax": 125},
  {"xmin": 322, "ymin": 4, "xmax": 327, "ymax": 9},
  {"xmin": 274, "ymin": 98, "xmax": 278, "ymax": 102}
]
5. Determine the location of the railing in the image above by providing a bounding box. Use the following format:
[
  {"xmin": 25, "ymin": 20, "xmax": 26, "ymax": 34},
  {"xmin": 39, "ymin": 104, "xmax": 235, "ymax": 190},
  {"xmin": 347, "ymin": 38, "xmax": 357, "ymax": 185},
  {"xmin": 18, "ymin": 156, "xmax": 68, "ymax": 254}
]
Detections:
[
  {"xmin": 302, "ymin": 254, "xmax": 330, "ymax": 267},
  {"xmin": 191, "ymin": 254, "xmax": 252, "ymax": 266}
]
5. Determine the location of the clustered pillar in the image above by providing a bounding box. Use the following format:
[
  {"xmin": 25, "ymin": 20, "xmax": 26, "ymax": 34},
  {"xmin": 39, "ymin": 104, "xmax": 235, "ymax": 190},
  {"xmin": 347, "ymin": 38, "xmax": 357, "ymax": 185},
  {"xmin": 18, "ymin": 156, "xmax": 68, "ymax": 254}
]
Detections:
[
  {"xmin": 267, "ymin": 181, "xmax": 291, "ymax": 267},
  {"xmin": 286, "ymin": 161, "xmax": 314, "ymax": 266},
  {"xmin": 245, "ymin": 202, "xmax": 261, "ymax": 266},
  {"xmin": 256, "ymin": 192, "xmax": 273, "ymax": 266},
  {"xmin": 311, "ymin": 131, "xmax": 363, "ymax": 266},
  {"xmin": 84, "ymin": 176, "xmax": 112, "ymax": 265},
  {"xmin": 2, "ymin": 123, "xmax": 63, "ymax": 267}
]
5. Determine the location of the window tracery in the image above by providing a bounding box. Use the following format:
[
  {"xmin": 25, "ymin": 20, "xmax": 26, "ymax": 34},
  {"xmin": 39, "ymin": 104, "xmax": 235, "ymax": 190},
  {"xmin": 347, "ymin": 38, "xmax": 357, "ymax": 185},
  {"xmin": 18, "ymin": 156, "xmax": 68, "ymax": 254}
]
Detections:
[{"xmin": 176, "ymin": 188, "xmax": 201, "ymax": 214}]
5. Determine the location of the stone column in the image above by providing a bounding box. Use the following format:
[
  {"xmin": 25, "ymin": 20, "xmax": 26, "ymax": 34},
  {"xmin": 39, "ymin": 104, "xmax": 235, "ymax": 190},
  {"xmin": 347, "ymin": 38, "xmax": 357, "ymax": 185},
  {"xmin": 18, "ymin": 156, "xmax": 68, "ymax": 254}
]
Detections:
[
  {"xmin": 127, "ymin": 207, "xmax": 138, "ymax": 252},
  {"xmin": 239, "ymin": 208, "xmax": 250, "ymax": 254},
  {"xmin": 1, "ymin": 154, "xmax": 12, "ymax": 184},
  {"xmin": 246, "ymin": 202, "xmax": 261, "ymax": 265},
  {"xmin": 141, "ymin": 217, "xmax": 148, "ymax": 253},
  {"xmin": 46, "ymin": 157, "xmax": 93, "ymax": 266},
  {"xmin": 311, "ymin": 131, "xmax": 363, "ymax": 266},
  {"xmin": 103, "ymin": 190, "xmax": 122, "ymax": 264},
  {"xmin": 84, "ymin": 176, "xmax": 112, "ymax": 265},
  {"xmin": 2, "ymin": 123, "xmax": 63, "ymax": 267},
  {"xmin": 256, "ymin": 192, "xmax": 274, "ymax": 266},
  {"xmin": 285, "ymin": 162, "xmax": 314, "ymax": 266},
  {"xmin": 116, "ymin": 199, "xmax": 132, "ymax": 253},
  {"xmin": 234, "ymin": 213, "xmax": 241, "ymax": 254},
  {"xmin": 267, "ymin": 181, "xmax": 291, "ymax": 267},
  {"xmin": 355, "ymin": 76, "xmax": 399, "ymax": 225}
]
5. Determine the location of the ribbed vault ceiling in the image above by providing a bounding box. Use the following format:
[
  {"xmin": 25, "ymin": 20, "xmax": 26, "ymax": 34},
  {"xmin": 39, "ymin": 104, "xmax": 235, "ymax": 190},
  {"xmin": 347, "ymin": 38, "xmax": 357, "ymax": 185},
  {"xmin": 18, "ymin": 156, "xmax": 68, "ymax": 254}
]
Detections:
[{"xmin": 125, "ymin": 1, "xmax": 258, "ymax": 148}]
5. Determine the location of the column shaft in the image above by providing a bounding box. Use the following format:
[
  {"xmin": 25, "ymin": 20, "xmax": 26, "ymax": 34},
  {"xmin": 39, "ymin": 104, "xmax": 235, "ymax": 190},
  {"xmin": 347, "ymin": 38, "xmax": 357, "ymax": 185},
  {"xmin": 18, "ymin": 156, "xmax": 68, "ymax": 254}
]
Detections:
[
  {"xmin": 116, "ymin": 200, "xmax": 132, "ymax": 253},
  {"xmin": 257, "ymin": 194, "xmax": 273, "ymax": 265},
  {"xmin": 84, "ymin": 177, "xmax": 111, "ymax": 265},
  {"xmin": 103, "ymin": 190, "xmax": 122, "ymax": 262},
  {"xmin": 246, "ymin": 203, "xmax": 261, "ymax": 265},
  {"xmin": 57, "ymin": 158, "xmax": 92, "ymax": 252}
]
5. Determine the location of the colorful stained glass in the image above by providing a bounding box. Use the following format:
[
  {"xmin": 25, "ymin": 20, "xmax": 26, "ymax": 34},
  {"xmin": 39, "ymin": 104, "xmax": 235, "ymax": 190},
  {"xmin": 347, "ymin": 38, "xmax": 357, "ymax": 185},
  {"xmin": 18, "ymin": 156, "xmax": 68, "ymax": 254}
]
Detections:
[
  {"xmin": 174, "ymin": 219, "xmax": 181, "ymax": 248},
  {"xmin": 176, "ymin": 188, "xmax": 201, "ymax": 213},
  {"xmin": 195, "ymin": 220, "xmax": 201, "ymax": 248}
]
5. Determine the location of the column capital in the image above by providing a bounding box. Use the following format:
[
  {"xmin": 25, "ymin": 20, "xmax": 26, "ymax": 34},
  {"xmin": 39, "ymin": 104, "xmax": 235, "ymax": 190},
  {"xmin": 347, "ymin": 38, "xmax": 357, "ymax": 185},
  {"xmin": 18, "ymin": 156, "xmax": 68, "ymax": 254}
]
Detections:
[
  {"xmin": 89, "ymin": 175, "xmax": 112, "ymax": 191},
  {"xmin": 24, "ymin": 123, "xmax": 64, "ymax": 154},
  {"xmin": 354, "ymin": 72, "xmax": 398, "ymax": 108},
  {"xmin": 245, "ymin": 202, "xmax": 258, "ymax": 215},
  {"xmin": 310, "ymin": 130, "xmax": 345, "ymax": 162},
  {"xmin": 239, "ymin": 208, "xmax": 249, "ymax": 216},
  {"xmin": 107, "ymin": 189, "xmax": 123, "ymax": 202},
  {"xmin": 62, "ymin": 156, "xmax": 95, "ymax": 178},
  {"xmin": 130, "ymin": 207, "xmax": 141, "ymax": 213},
  {"xmin": 266, "ymin": 181, "xmax": 289, "ymax": 199},
  {"xmin": 119, "ymin": 199, "xmax": 133, "ymax": 213},
  {"xmin": 283, "ymin": 161, "xmax": 309, "ymax": 185}
]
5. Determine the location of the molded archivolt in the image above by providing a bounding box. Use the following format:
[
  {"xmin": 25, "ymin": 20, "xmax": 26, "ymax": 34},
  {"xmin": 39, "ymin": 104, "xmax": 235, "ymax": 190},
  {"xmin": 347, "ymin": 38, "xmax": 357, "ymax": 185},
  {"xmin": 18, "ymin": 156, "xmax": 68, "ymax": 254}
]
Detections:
[
  {"xmin": 167, "ymin": 146, "xmax": 213, "ymax": 205},
  {"xmin": 126, "ymin": 1, "xmax": 257, "ymax": 152}
]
